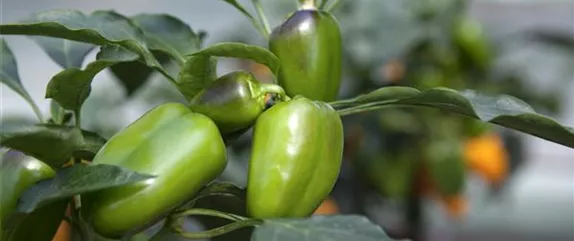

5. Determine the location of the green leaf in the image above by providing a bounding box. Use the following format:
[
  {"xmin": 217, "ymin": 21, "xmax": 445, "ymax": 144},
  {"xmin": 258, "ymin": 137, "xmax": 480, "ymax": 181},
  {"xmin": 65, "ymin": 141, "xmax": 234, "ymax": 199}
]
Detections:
[
  {"xmin": 335, "ymin": 87, "xmax": 574, "ymax": 148},
  {"xmin": 0, "ymin": 116, "xmax": 37, "ymax": 131},
  {"xmin": 177, "ymin": 41, "xmax": 280, "ymax": 102},
  {"xmin": 356, "ymin": 87, "xmax": 419, "ymax": 103},
  {"xmin": 5, "ymin": 202, "xmax": 68, "ymax": 241},
  {"xmin": 401, "ymin": 89, "xmax": 574, "ymax": 147},
  {"xmin": 108, "ymin": 13, "xmax": 203, "ymax": 96},
  {"xmin": 131, "ymin": 13, "xmax": 202, "ymax": 64},
  {"xmin": 252, "ymin": 215, "xmax": 398, "ymax": 241},
  {"xmin": 0, "ymin": 124, "xmax": 107, "ymax": 168},
  {"xmin": 330, "ymin": 86, "xmax": 419, "ymax": 108},
  {"xmin": 17, "ymin": 163, "xmax": 155, "ymax": 213},
  {"xmin": 191, "ymin": 183, "xmax": 251, "ymax": 241},
  {"xmin": 190, "ymin": 42, "xmax": 279, "ymax": 76},
  {"xmin": 45, "ymin": 45, "xmax": 139, "ymax": 112},
  {"xmin": 109, "ymin": 51, "xmax": 172, "ymax": 96},
  {"xmin": 0, "ymin": 38, "xmax": 43, "ymax": 121},
  {"xmin": 49, "ymin": 100, "xmax": 73, "ymax": 125},
  {"xmin": 176, "ymin": 55, "xmax": 217, "ymax": 101},
  {"xmin": 1, "ymin": 38, "xmax": 31, "ymax": 98},
  {"xmin": 76, "ymin": 130, "xmax": 109, "ymax": 160},
  {"xmin": 30, "ymin": 37, "xmax": 94, "ymax": 68},
  {"xmin": 0, "ymin": 9, "xmax": 171, "ymax": 81},
  {"xmin": 49, "ymin": 100, "xmax": 65, "ymax": 124}
]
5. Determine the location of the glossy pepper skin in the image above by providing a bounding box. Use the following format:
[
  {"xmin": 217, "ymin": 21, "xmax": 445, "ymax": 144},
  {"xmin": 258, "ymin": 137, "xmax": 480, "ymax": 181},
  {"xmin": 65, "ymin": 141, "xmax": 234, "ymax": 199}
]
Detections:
[
  {"xmin": 247, "ymin": 96, "xmax": 344, "ymax": 218},
  {"xmin": 81, "ymin": 103, "xmax": 227, "ymax": 238},
  {"xmin": 189, "ymin": 71, "xmax": 288, "ymax": 134},
  {"xmin": 269, "ymin": 8, "xmax": 342, "ymax": 102},
  {"xmin": 1, "ymin": 153, "xmax": 67, "ymax": 241}
]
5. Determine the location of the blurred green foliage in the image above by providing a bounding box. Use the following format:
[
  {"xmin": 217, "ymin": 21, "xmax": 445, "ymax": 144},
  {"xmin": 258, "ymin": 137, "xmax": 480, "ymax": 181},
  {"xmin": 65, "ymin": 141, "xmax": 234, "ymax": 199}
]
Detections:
[
  {"xmin": 1, "ymin": 1, "xmax": 571, "ymax": 240},
  {"xmin": 217, "ymin": 0, "xmax": 573, "ymax": 239}
]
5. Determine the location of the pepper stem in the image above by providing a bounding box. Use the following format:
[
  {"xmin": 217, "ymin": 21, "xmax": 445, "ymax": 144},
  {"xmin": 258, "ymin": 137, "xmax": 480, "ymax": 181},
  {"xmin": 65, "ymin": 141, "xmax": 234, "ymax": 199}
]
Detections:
[
  {"xmin": 298, "ymin": 0, "xmax": 316, "ymax": 9},
  {"xmin": 174, "ymin": 219, "xmax": 262, "ymax": 239},
  {"xmin": 335, "ymin": 102, "xmax": 400, "ymax": 116},
  {"xmin": 325, "ymin": 0, "xmax": 341, "ymax": 11},
  {"xmin": 172, "ymin": 208, "xmax": 247, "ymax": 222},
  {"xmin": 169, "ymin": 208, "xmax": 263, "ymax": 239},
  {"xmin": 251, "ymin": 0, "xmax": 271, "ymax": 37},
  {"xmin": 259, "ymin": 83, "xmax": 291, "ymax": 102}
]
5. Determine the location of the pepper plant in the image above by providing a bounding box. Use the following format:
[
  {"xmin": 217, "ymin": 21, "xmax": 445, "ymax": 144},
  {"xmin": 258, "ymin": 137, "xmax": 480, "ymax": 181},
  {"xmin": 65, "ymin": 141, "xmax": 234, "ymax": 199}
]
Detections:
[{"xmin": 0, "ymin": 1, "xmax": 573, "ymax": 241}]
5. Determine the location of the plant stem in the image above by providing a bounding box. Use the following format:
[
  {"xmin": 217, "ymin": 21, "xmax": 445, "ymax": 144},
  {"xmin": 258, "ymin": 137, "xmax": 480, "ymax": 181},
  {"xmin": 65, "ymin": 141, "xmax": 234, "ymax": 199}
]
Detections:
[
  {"xmin": 152, "ymin": 65, "xmax": 177, "ymax": 85},
  {"xmin": 328, "ymin": 98, "xmax": 360, "ymax": 109},
  {"xmin": 74, "ymin": 109, "xmax": 81, "ymax": 127},
  {"xmin": 334, "ymin": 99, "xmax": 403, "ymax": 116},
  {"xmin": 221, "ymin": 0, "xmax": 268, "ymax": 39},
  {"xmin": 318, "ymin": 0, "xmax": 329, "ymax": 9},
  {"xmin": 325, "ymin": 0, "xmax": 342, "ymax": 12},
  {"xmin": 406, "ymin": 167, "xmax": 426, "ymax": 241},
  {"xmin": 337, "ymin": 104, "xmax": 394, "ymax": 116},
  {"xmin": 23, "ymin": 94, "xmax": 44, "ymax": 122},
  {"xmin": 173, "ymin": 219, "xmax": 262, "ymax": 239},
  {"xmin": 71, "ymin": 204, "xmax": 90, "ymax": 241},
  {"xmin": 299, "ymin": 0, "xmax": 316, "ymax": 9},
  {"xmin": 173, "ymin": 208, "xmax": 247, "ymax": 222},
  {"xmin": 169, "ymin": 208, "xmax": 262, "ymax": 239},
  {"xmin": 251, "ymin": 0, "xmax": 271, "ymax": 38},
  {"xmin": 260, "ymin": 83, "xmax": 291, "ymax": 102}
]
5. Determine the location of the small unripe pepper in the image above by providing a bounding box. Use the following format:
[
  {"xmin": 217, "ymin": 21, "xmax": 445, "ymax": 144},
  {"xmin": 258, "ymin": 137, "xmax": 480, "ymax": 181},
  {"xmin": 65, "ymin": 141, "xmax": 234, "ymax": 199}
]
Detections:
[
  {"xmin": 269, "ymin": 7, "xmax": 342, "ymax": 102},
  {"xmin": 189, "ymin": 71, "xmax": 288, "ymax": 134}
]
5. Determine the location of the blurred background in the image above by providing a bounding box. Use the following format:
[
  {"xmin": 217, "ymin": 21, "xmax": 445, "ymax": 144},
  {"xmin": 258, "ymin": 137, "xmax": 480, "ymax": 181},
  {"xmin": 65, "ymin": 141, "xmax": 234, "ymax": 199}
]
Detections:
[{"xmin": 1, "ymin": 0, "xmax": 573, "ymax": 241}]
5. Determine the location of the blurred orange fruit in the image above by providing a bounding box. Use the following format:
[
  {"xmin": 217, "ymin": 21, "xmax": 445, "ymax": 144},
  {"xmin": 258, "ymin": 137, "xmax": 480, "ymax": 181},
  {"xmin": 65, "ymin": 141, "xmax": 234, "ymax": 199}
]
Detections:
[
  {"xmin": 417, "ymin": 166, "xmax": 434, "ymax": 196},
  {"xmin": 264, "ymin": 93, "xmax": 273, "ymax": 103},
  {"xmin": 51, "ymin": 206, "xmax": 71, "ymax": 241},
  {"xmin": 440, "ymin": 194, "xmax": 468, "ymax": 219},
  {"xmin": 51, "ymin": 221, "xmax": 71, "ymax": 241},
  {"xmin": 418, "ymin": 165, "xmax": 469, "ymax": 219},
  {"xmin": 343, "ymin": 125, "xmax": 365, "ymax": 160},
  {"xmin": 464, "ymin": 132, "xmax": 509, "ymax": 186},
  {"xmin": 248, "ymin": 61, "xmax": 273, "ymax": 83},
  {"xmin": 313, "ymin": 197, "xmax": 339, "ymax": 215},
  {"xmin": 380, "ymin": 59, "xmax": 405, "ymax": 83}
]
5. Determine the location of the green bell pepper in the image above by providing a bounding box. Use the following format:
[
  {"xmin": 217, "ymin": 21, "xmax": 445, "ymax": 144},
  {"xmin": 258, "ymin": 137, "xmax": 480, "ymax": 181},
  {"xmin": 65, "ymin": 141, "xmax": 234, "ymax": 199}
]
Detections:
[
  {"xmin": 247, "ymin": 96, "xmax": 344, "ymax": 218},
  {"xmin": 1, "ymin": 152, "xmax": 68, "ymax": 241},
  {"xmin": 81, "ymin": 103, "xmax": 227, "ymax": 238},
  {"xmin": 269, "ymin": 7, "xmax": 342, "ymax": 102},
  {"xmin": 189, "ymin": 71, "xmax": 288, "ymax": 134}
]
